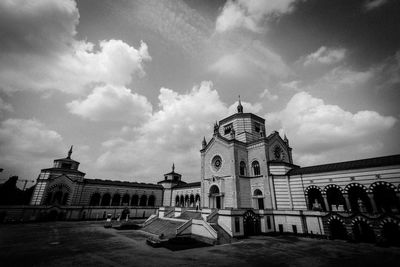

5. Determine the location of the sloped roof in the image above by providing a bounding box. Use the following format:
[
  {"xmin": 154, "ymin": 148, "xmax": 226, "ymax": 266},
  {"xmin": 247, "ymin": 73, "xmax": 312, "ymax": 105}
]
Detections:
[
  {"xmin": 173, "ymin": 181, "xmax": 201, "ymax": 189},
  {"xmin": 41, "ymin": 167, "xmax": 85, "ymax": 175},
  {"xmin": 288, "ymin": 154, "xmax": 400, "ymax": 176},
  {"xmin": 83, "ymin": 178, "xmax": 162, "ymax": 189}
]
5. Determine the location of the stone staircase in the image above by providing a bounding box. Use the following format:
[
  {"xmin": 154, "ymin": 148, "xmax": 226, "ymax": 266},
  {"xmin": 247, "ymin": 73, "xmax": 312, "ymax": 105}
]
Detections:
[
  {"xmin": 177, "ymin": 211, "xmax": 202, "ymax": 220},
  {"xmin": 210, "ymin": 223, "xmax": 236, "ymax": 244},
  {"xmin": 141, "ymin": 218, "xmax": 186, "ymax": 239},
  {"xmin": 141, "ymin": 208, "xmax": 235, "ymax": 245}
]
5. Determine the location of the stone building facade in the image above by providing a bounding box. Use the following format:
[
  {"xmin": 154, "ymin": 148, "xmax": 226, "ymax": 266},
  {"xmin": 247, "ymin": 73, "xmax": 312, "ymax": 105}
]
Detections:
[
  {"xmin": 2, "ymin": 101, "xmax": 399, "ymax": 244},
  {"xmin": 146, "ymin": 100, "xmax": 400, "ymax": 244}
]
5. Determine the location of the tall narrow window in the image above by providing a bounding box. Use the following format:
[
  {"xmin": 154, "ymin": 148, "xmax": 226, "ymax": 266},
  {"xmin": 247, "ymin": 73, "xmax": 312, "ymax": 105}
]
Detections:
[
  {"xmin": 239, "ymin": 161, "xmax": 246, "ymax": 176},
  {"xmin": 235, "ymin": 217, "xmax": 240, "ymax": 232},
  {"xmin": 252, "ymin": 161, "xmax": 260, "ymax": 176},
  {"xmin": 224, "ymin": 124, "xmax": 232, "ymax": 135}
]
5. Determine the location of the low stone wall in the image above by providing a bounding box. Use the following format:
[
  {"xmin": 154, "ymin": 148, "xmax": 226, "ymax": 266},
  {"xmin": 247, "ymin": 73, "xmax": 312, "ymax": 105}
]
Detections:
[{"xmin": 0, "ymin": 205, "xmax": 158, "ymax": 222}]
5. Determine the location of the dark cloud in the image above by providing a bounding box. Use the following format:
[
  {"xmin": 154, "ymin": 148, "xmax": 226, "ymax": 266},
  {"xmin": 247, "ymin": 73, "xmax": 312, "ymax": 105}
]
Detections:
[{"xmin": 267, "ymin": 0, "xmax": 400, "ymax": 67}]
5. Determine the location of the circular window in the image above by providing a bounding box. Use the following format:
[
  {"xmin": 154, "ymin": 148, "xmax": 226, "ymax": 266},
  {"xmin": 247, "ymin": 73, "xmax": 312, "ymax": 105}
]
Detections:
[{"xmin": 212, "ymin": 155, "xmax": 222, "ymax": 171}]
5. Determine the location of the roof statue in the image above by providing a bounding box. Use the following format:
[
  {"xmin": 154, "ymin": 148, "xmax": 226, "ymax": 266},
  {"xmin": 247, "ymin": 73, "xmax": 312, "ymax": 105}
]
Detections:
[
  {"xmin": 213, "ymin": 121, "xmax": 219, "ymax": 135},
  {"xmin": 237, "ymin": 95, "xmax": 243, "ymax": 113}
]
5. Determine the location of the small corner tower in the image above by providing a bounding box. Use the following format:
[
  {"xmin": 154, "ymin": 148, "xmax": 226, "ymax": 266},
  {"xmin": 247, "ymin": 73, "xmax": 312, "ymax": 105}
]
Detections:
[{"xmin": 158, "ymin": 163, "xmax": 186, "ymax": 206}]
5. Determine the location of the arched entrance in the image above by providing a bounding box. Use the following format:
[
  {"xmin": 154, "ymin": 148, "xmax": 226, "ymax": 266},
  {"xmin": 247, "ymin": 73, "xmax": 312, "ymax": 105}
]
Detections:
[
  {"xmin": 195, "ymin": 194, "xmax": 201, "ymax": 210},
  {"xmin": 328, "ymin": 218, "xmax": 347, "ymax": 240},
  {"xmin": 121, "ymin": 194, "xmax": 130, "ymax": 206},
  {"xmin": 121, "ymin": 208, "xmax": 130, "ymax": 220},
  {"xmin": 243, "ymin": 210, "xmax": 260, "ymax": 236},
  {"xmin": 353, "ymin": 220, "xmax": 375, "ymax": 243},
  {"xmin": 209, "ymin": 185, "xmax": 222, "ymax": 209},
  {"xmin": 89, "ymin": 193, "xmax": 101, "ymax": 206},
  {"xmin": 382, "ymin": 222, "xmax": 400, "ymax": 246}
]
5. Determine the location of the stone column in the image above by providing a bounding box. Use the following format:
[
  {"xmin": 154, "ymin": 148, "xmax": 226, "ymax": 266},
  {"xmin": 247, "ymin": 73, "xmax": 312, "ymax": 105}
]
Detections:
[
  {"xmin": 367, "ymin": 193, "xmax": 378, "ymax": 213},
  {"xmin": 343, "ymin": 194, "xmax": 351, "ymax": 212},
  {"xmin": 323, "ymin": 195, "xmax": 330, "ymax": 212}
]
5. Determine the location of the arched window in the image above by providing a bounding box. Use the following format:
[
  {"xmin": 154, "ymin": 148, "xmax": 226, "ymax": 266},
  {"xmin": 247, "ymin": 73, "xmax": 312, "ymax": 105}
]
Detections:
[
  {"xmin": 239, "ymin": 161, "xmax": 246, "ymax": 176},
  {"xmin": 148, "ymin": 195, "xmax": 155, "ymax": 206},
  {"xmin": 101, "ymin": 193, "xmax": 111, "ymax": 206},
  {"xmin": 139, "ymin": 195, "xmax": 147, "ymax": 206},
  {"xmin": 111, "ymin": 194, "xmax": 121, "ymax": 206},
  {"xmin": 306, "ymin": 187, "xmax": 325, "ymax": 211},
  {"xmin": 131, "ymin": 195, "xmax": 139, "ymax": 206},
  {"xmin": 180, "ymin": 195, "xmax": 184, "ymax": 207},
  {"xmin": 252, "ymin": 161, "xmax": 260, "ymax": 176},
  {"xmin": 347, "ymin": 184, "xmax": 371, "ymax": 213},
  {"xmin": 175, "ymin": 195, "xmax": 180, "ymax": 206},
  {"xmin": 326, "ymin": 186, "xmax": 346, "ymax": 211},
  {"xmin": 89, "ymin": 193, "xmax": 101, "ymax": 206},
  {"xmin": 122, "ymin": 194, "xmax": 130, "ymax": 205}
]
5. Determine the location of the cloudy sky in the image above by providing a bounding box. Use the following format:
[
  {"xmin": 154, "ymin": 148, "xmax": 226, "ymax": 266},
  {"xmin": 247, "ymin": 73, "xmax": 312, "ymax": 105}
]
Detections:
[{"xmin": 1, "ymin": 0, "xmax": 399, "ymax": 187}]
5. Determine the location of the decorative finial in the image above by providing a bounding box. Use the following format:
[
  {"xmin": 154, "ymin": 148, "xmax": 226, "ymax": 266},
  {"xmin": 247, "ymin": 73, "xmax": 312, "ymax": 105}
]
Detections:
[
  {"xmin": 202, "ymin": 136, "xmax": 207, "ymax": 148},
  {"xmin": 172, "ymin": 163, "xmax": 175, "ymax": 172},
  {"xmin": 284, "ymin": 134, "xmax": 289, "ymax": 145},
  {"xmin": 67, "ymin": 145, "xmax": 73, "ymax": 159},
  {"xmin": 213, "ymin": 121, "xmax": 219, "ymax": 135},
  {"xmin": 237, "ymin": 95, "xmax": 243, "ymax": 113}
]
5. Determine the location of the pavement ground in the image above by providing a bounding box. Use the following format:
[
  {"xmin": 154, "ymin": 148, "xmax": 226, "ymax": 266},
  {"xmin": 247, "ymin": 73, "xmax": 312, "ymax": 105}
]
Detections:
[{"xmin": 1, "ymin": 221, "xmax": 400, "ymax": 267}]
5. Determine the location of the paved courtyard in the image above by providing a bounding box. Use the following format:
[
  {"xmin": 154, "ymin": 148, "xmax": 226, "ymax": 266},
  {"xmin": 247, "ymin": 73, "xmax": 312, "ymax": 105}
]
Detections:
[{"xmin": 1, "ymin": 221, "xmax": 399, "ymax": 267}]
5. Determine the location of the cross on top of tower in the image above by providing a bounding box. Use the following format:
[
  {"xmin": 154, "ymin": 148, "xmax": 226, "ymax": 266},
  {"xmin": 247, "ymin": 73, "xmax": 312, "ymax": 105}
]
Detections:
[{"xmin": 67, "ymin": 145, "xmax": 73, "ymax": 159}]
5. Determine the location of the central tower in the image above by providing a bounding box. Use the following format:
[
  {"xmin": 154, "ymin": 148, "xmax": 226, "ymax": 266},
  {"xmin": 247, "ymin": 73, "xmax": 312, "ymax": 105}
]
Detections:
[{"xmin": 200, "ymin": 100, "xmax": 293, "ymax": 210}]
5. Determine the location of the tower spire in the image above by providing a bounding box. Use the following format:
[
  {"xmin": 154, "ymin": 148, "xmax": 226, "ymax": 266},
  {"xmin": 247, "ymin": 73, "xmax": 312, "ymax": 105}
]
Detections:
[
  {"xmin": 172, "ymin": 163, "xmax": 175, "ymax": 173},
  {"xmin": 67, "ymin": 145, "xmax": 73, "ymax": 159},
  {"xmin": 237, "ymin": 95, "xmax": 243, "ymax": 113}
]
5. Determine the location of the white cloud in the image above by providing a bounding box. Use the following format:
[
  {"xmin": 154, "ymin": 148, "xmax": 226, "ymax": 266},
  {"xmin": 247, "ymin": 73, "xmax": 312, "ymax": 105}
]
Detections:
[
  {"xmin": 94, "ymin": 81, "xmax": 261, "ymax": 181},
  {"xmin": 364, "ymin": 0, "xmax": 388, "ymax": 11},
  {"xmin": 303, "ymin": 46, "xmax": 346, "ymax": 66},
  {"xmin": 271, "ymin": 92, "xmax": 396, "ymax": 165},
  {"xmin": 0, "ymin": 0, "xmax": 151, "ymax": 94},
  {"xmin": 0, "ymin": 118, "xmax": 65, "ymax": 179},
  {"xmin": 260, "ymin": 88, "xmax": 279, "ymax": 101},
  {"xmin": 216, "ymin": 0, "xmax": 298, "ymax": 32},
  {"xmin": 316, "ymin": 66, "xmax": 373, "ymax": 91},
  {"xmin": 67, "ymin": 84, "xmax": 153, "ymax": 125},
  {"xmin": 0, "ymin": 97, "xmax": 13, "ymax": 115},
  {"xmin": 209, "ymin": 40, "xmax": 290, "ymax": 79}
]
